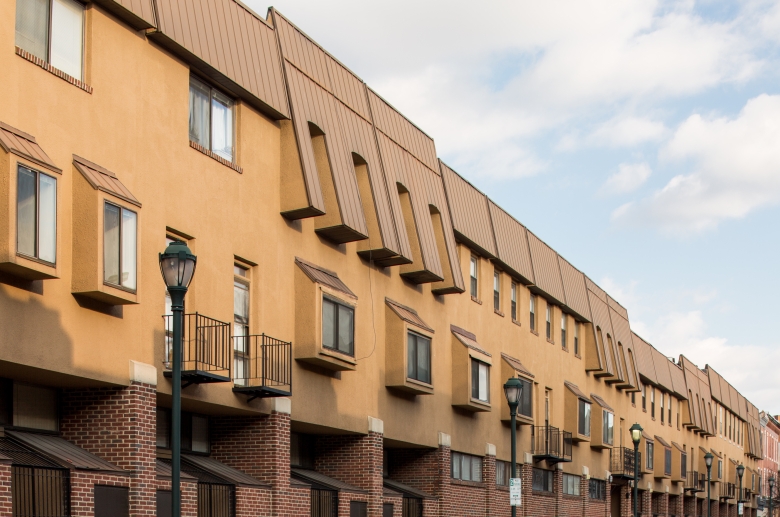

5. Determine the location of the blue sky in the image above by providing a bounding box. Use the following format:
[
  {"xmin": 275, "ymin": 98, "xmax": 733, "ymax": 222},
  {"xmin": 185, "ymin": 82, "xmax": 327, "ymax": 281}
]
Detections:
[{"xmin": 250, "ymin": 0, "xmax": 780, "ymax": 413}]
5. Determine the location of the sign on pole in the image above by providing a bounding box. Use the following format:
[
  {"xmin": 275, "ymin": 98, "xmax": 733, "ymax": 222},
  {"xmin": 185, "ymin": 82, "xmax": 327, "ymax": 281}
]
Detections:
[
  {"xmin": 510, "ymin": 478, "xmax": 522, "ymax": 507},
  {"xmin": 738, "ymin": 502, "xmax": 744, "ymax": 516}
]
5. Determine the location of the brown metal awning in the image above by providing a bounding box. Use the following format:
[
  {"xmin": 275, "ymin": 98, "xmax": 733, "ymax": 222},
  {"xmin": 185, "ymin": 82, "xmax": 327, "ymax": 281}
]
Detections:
[
  {"xmin": 654, "ymin": 435, "xmax": 671, "ymax": 448},
  {"xmin": 383, "ymin": 478, "xmax": 435, "ymax": 500},
  {"xmin": 73, "ymin": 155, "xmax": 141, "ymax": 207},
  {"xmin": 590, "ymin": 394, "xmax": 613, "ymax": 412},
  {"xmin": 295, "ymin": 257, "xmax": 356, "ymax": 298},
  {"xmin": 642, "ymin": 430, "xmax": 654, "ymax": 442},
  {"xmin": 671, "ymin": 442, "xmax": 685, "ymax": 453},
  {"xmin": 386, "ymin": 298, "xmax": 434, "ymax": 333},
  {"xmin": 564, "ymin": 381, "xmax": 592, "ymax": 403},
  {"xmin": 7, "ymin": 431, "xmax": 126, "ymax": 474},
  {"xmin": 451, "ymin": 326, "xmax": 491, "ymax": 358},
  {"xmin": 291, "ymin": 468, "xmax": 367, "ymax": 493},
  {"xmin": 182, "ymin": 454, "xmax": 268, "ymax": 488},
  {"xmin": 710, "ymin": 449, "xmax": 722, "ymax": 458},
  {"xmin": 155, "ymin": 459, "xmax": 197, "ymax": 481},
  {"xmin": 0, "ymin": 121, "xmax": 60, "ymax": 173},
  {"xmin": 501, "ymin": 353, "xmax": 534, "ymax": 379}
]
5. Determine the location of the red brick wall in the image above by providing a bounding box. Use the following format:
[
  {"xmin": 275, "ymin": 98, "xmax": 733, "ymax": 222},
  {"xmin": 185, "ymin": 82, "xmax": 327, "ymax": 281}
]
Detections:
[
  {"xmin": 669, "ymin": 494, "xmax": 682, "ymax": 516},
  {"xmin": 61, "ymin": 382, "xmax": 157, "ymax": 517},
  {"xmin": 382, "ymin": 493, "xmax": 403, "ymax": 517},
  {"xmin": 154, "ymin": 478, "xmax": 198, "ymax": 517},
  {"xmin": 288, "ymin": 486, "xmax": 311, "ymax": 517},
  {"xmin": 69, "ymin": 472, "xmax": 130, "ymax": 517},
  {"xmin": 236, "ymin": 486, "xmax": 272, "ymax": 517},
  {"xmin": 0, "ymin": 462, "xmax": 11, "ymax": 517},
  {"xmin": 450, "ymin": 482, "xmax": 487, "ymax": 517},
  {"xmin": 684, "ymin": 494, "xmax": 697, "ymax": 516}
]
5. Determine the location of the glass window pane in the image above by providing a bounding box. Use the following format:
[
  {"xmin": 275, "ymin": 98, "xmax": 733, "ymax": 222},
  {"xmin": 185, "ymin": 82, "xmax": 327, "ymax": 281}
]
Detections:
[
  {"xmin": 322, "ymin": 299, "xmax": 335, "ymax": 349},
  {"xmin": 50, "ymin": 0, "xmax": 83, "ymax": 79},
  {"xmin": 452, "ymin": 453, "xmax": 460, "ymax": 479},
  {"xmin": 191, "ymin": 415, "xmax": 209, "ymax": 453},
  {"xmin": 38, "ymin": 173, "xmax": 56, "ymax": 263},
  {"xmin": 407, "ymin": 333, "xmax": 416, "ymax": 379},
  {"xmin": 15, "ymin": 0, "xmax": 49, "ymax": 61},
  {"xmin": 211, "ymin": 90, "xmax": 234, "ymax": 161},
  {"xmin": 472, "ymin": 456, "xmax": 481, "ymax": 482},
  {"xmin": 121, "ymin": 208, "xmax": 137, "ymax": 289},
  {"xmin": 417, "ymin": 335, "xmax": 430, "ymax": 384},
  {"xmin": 103, "ymin": 203, "xmax": 120, "ymax": 285},
  {"xmin": 189, "ymin": 77, "xmax": 210, "ymax": 149},
  {"xmin": 17, "ymin": 166, "xmax": 37, "ymax": 257},
  {"xmin": 14, "ymin": 384, "xmax": 58, "ymax": 431},
  {"xmin": 461, "ymin": 455, "xmax": 470, "ymax": 481},
  {"xmin": 471, "ymin": 360, "xmax": 479, "ymax": 399},
  {"xmin": 234, "ymin": 282, "xmax": 249, "ymax": 324},
  {"xmin": 338, "ymin": 304, "xmax": 354, "ymax": 355},
  {"xmin": 479, "ymin": 362, "xmax": 489, "ymax": 402}
]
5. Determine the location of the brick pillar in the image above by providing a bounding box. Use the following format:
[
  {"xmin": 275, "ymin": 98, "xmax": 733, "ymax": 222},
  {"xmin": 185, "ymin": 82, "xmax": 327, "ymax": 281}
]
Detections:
[
  {"xmin": 669, "ymin": 494, "xmax": 683, "ymax": 516},
  {"xmin": 579, "ymin": 474, "xmax": 589, "ymax": 517},
  {"xmin": 484, "ymin": 444, "xmax": 499, "ymax": 517},
  {"xmin": 604, "ymin": 478, "xmax": 613, "ymax": 517},
  {"xmin": 621, "ymin": 485, "xmax": 633, "ymax": 517},
  {"xmin": 520, "ymin": 460, "xmax": 533, "ymax": 517},
  {"xmin": 60, "ymin": 368, "xmax": 157, "ymax": 517},
  {"xmin": 210, "ymin": 398, "xmax": 296, "ymax": 517},
  {"xmin": 314, "ymin": 417, "xmax": 384, "ymax": 517},
  {"xmin": 641, "ymin": 490, "xmax": 652, "ymax": 517},
  {"xmin": 555, "ymin": 467, "xmax": 564, "ymax": 517},
  {"xmin": 0, "ymin": 460, "xmax": 11, "ymax": 517},
  {"xmin": 386, "ymin": 435, "xmax": 446, "ymax": 517},
  {"xmin": 436, "ymin": 433, "xmax": 452, "ymax": 517}
]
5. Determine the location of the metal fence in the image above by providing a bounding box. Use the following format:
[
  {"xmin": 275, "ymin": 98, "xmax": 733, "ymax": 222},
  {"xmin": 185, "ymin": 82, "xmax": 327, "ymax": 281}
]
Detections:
[
  {"xmin": 197, "ymin": 482, "xmax": 235, "ymax": 517},
  {"xmin": 609, "ymin": 447, "xmax": 640, "ymax": 478},
  {"xmin": 11, "ymin": 466, "xmax": 70, "ymax": 517},
  {"xmin": 233, "ymin": 334, "xmax": 292, "ymax": 396},
  {"xmin": 531, "ymin": 425, "xmax": 572, "ymax": 462},
  {"xmin": 402, "ymin": 497, "xmax": 423, "ymax": 517},
  {"xmin": 163, "ymin": 313, "xmax": 231, "ymax": 379},
  {"xmin": 311, "ymin": 489, "xmax": 337, "ymax": 517}
]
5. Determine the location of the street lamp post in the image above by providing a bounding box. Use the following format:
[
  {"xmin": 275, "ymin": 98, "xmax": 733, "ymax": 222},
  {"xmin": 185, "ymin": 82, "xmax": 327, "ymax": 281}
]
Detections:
[
  {"xmin": 630, "ymin": 423, "xmax": 643, "ymax": 517},
  {"xmin": 504, "ymin": 378, "xmax": 523, "ymax": 517},
  {"xmin": 705, "ymin": 452, "xmax": 713, "ymax": 517},
  {"xmin": 159, "ymin": 241, "xmax": 197, "ymax": 517},
  {"xmin": 769, "ymin": 476, "xmax": 775, "ymax": 517},
  {"xmin": 737, "ymin": 464, "xmax": 745, "ymax": 517}
]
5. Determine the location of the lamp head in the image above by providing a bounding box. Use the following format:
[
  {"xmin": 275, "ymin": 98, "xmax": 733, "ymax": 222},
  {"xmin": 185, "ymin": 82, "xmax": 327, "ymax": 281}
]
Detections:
[
  {"xmin": 737, "ymin": 464, "xmax": 745, "ymax": 480},
  {"xmin": 630, "ymin": 423, "xmax": 643, "ymax": 445},
  {"xmin": 704, "ymin": 452, "xmax": 713, "ymax": 468},
  {"xmin": 159, "ymin": 240, "xmax": 197, "ymax": 289},
  {"xmin": 769, "ymin": 476, "xmax": 775, "ymax": 489},
  {"xmin": 503, "ymin": 377, "xmax": 523, "ymax": 408}
]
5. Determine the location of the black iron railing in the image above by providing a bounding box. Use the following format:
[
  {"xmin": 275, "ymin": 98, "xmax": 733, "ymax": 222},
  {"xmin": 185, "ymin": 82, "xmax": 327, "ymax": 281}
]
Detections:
[
  {"xmin": 531, "ymin": 425, "xmax": 572, "ymax": 463},
  {"xmin": 12, "ymin": 465, "xmax": 70, "ymax": 517},
  {"xmin": 610, "ymin": 447, "xmax": 641, "ymax": 478},
  {"xmin": 685, "ymin": 471, "xmax": 704, "ymax": 492},
  {"xmin": 163, "ymin": 313, "xmax": 231, "ymax": 383},
  {"xmin": 311, "ymin": 489, "xmax": 338, "ymax": 517},
  {"xmin": 232, "ymin": 334, "xmax": 292, "ymax": 397},
  {"xmin": 720, "ymin": 482, "xmax": 736, "ymax": 500},
  {"xmin": 197, "ymin": 482, "xmax": 235, "ymax": 517}
]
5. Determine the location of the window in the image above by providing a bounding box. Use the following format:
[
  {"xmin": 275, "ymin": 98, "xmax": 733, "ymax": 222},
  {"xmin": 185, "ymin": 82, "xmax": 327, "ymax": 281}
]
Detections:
[
  {"xmin": 545, "ymin": 303, "xmax": 552, "ymax": 339},
  {"xmin": 563, "ymin": 474, "xmax": 580, "ymax": 496},
  {"xmin": 642, "ymin": 384, "xmax": 646, "ymax": 410},
  {"xmin": 189, "ymin": 76, "xmax": 235, "ymax": 162},
  {"xmin": 650, "ymin": 388, "xmax": 655, "ymax": 418},
  {"xmin": 233, "ymin": 265, "xmax": 249, "ymax": 384},
  {"xmin": 496, "ymin": 461, "xmax": 512, "ymax": 487},
  {"xmin": 407, "ymin": 331, "xmax": 431, "ymax": 384},
  {"xmin": 681, "ymin": 453, "xmax": 687, "ymax": 478},
  {"xmin": 529, "ymin": 295, "xmax": 536, "ymax": 331},
  {"xmin": 660, "ymin": 392, "xmax": 665, "ymax": 424},
  {"xmin": 94, "ymin": 486, "xmax": 129, "ymax": 517},
  {"xmin": 15, "ymin": 0, "xmax": 84, "ymax": 79},
  {"xmin": 290, "ymin": 433, "xmax": 315, "ymax": 468},
  {"xmin": 646, "ymin": 441, "xmax": 654, "ymax": 470},
  {"xmin": 510, "ymin": 282, "xmax": 517, "ymax": 321},
  {"xmin": 156, "ymin": 410, "xmax": 209, "ymax": 453},
  {"xmin": 603, "ymin": 410, "xmax": 614, "ymax": 445},
  {"xmin": 720, "ymin": 406, "xmax": 724, "ymax": 435},
  {"xmin": 517, "ymin": 377, "xmax": 533, "ymax": 418},
  {"xmin": 718, "ymin": 460, "xmax": 722, "ymax": 479},
  {"xmin": 560, "ymin": 313, "xmax": 567, "ymax": 350},
  {"xmin": 469, "ymin": 255, "xmax": 478, "ymax": 297},
  {"xmin": 13, "ymin": 383, "xmax": 58, "ymax": 431},
  {"xmin": 322, "ymin": 297, "xmax": 354, "ymax": 356},
  {"xmin": 574, "ymin": 322, "xmax": 579, "ymax": 356},
  {"xmin": 669, "ymin": 397, "xmax": 672, "ymax": 426},
  {"xmin": 664, "ymin": 448, "xmax": 672, "ymax": 476},
  {"xmin": 532, "ymin": 468, "xmax": 553, "ymax": 492},
  {"xmin": 156, "ymin": 408, "xmax": 170, "ymax": 448},
  {"xmin": 589, "ymin": 479, "xmax": 606, "ymax": 500},
  {"xmin": 103, "ymin": 202, "xmax": 137, "ymax": 290},
  {"xmin": 493, "ymin": 270, "xmax": 500, "ymax": 311},
  {"xmin": 578, "ymin": 399, "xmax": 591, "ymax": 436},
  {"xmin": 471, "ymin": 359, "xmax": 489, "ymax": 403},
  {"xmin": 16, "ymin": 164, "xmax": 57, "ymax": 264},
  {"xmin": 451, "ymin": 452, "xmax": 482, "ymax": 482},
  {"xmin": 631, "ymin": 391, "xmax": 636, "ymax": 405},
  {"xmin": 349, "ymin": 501, "xmax": 367, "ymax": 517}
]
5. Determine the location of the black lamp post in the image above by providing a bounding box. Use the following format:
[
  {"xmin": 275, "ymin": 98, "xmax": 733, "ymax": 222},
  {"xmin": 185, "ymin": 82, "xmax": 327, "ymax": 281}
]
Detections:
[
  {"xmin": 504, "ymin": 377, "xmax": 523, "ymax": 517},
  {"xmin": 159, "ymin": 241, "xmax": 197, "ymax": 517},
  {"xmin": 769, "ymin": 475, "xmax": 775, "ymax": 517},
  {"xmin": 705, "ymin": 452, "xmax": 713, "ymax": 517},
  {"xmin": 737, "ymin": 464, "xmax": 745, "ymax": 516},
  {"xmin": 630, "ymin": 423, "xmax": 643, "ymax": 517}
]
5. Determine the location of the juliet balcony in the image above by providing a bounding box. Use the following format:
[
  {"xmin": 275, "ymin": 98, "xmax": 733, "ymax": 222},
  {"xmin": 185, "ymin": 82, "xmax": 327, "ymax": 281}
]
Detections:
[
  {"xmin": 531, "ymin": 425, "xmax": 572, "ymax": 465},
  {"xmin": 232, "ymin": 334, "xmax": 293, "ymax": 400},
  {"xmin": 163, "ymin": 313, "xmax": 232, "ymax": 386},
  {"xmin": 684, "ymin": 471, "xmax": 705, "ymax": 493},
  {"xmin": 610, "ymin": 447, "xmax": 641, "ymax": 480}
]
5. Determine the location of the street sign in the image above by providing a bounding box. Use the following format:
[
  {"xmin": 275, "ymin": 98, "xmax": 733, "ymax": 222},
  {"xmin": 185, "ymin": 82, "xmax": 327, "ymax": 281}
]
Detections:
[
  {"xmin": 510, "ymin": 478, "xmax": 522, "ymax": 507},
  {"xmin": 738, "ymin": 502, "xmax": 744, "ymax": 515}
]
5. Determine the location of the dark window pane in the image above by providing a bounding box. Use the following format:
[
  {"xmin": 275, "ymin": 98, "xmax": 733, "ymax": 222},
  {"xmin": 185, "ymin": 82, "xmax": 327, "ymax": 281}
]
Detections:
[
  {"xmin": 156, "ymin": 490, "xmax": 172, "ymax": 517},
  {"xmin": 337, "ymin": 304, "xmax": 354, "ymax": 355},
  {"xmin": 94, "ymin": 485, "xmax": 129, "ymax": 517},
  {"xmin": 417, "ymin": 335, "xmax": 430, "ymax": 384},
  {"xmin": 103, "ymin": 203, "xmax": 121, "ymax": 285},
  {"xmin": 349, "ymin": 501, "xmax": 367, "ymax": 517},
  {"xmin": 471, "ymin": 360, "xmax": 479, "ymax": 399},
  {"xmin": 407, "ymin": 333, "xmax": 416, "ymax": 380},
  {"xmin": 17, "ymin": 166, "xmax": 37, "ymax": 257},
  {"xmin": 519, "ymin": 378, "xmax": 533, "ymax": 418}
]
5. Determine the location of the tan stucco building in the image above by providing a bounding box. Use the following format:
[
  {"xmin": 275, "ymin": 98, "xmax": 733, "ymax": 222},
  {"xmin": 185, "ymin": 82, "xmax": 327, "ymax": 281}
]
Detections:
[{"xmin": 0, "ymin": 0, "xmax": 765, "ymax": 516}]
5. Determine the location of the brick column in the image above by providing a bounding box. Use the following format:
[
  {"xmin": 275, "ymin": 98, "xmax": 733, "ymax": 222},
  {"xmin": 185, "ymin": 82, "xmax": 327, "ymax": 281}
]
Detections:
[
  {"xmin": 314, "ymin": 417, "xmax": 384, "ymax": 517},
  {"xmin": 520, "ymin": 459, "xmax": 533, "ymax": 517},
  {"xmin": 0, "ymin": 460, "xmax": 11, "ymax": 517},
  {"xmin": 669, "ymin": 494, "xmax": 683, "ymax": 516},
  {"xmin": 210, "ymin": 398, "xmax": 299, "ymax": 517},
  {"xmin": 484, "ymin": 444, "xmax": 502, "ymax": 517},
  {"xmin": 641, "ymin": 490, "xmax": 652, "ymax": 517},
  {"xmin": 580, "ymin": 474, "xmax": 589, "ymax": 517},
  {"xmin": 555, "ymin": 467, "xmax": 564, "ymax": 517},
  {"xmin": 621, "ymin": 484, "xmax": 633, "ymax": 517},
  {"xmin": 60, "ymin": 362, "xmax": 158, "ymax": 517},
  {"xmin": 386, "ymin": 432, "xmax": 448, "ymax": 517}
]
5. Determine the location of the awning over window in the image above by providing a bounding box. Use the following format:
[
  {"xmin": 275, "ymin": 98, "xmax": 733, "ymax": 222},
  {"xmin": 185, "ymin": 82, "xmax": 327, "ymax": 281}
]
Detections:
[
  {"xmin": 179, "ymin": 454, "xmax": 268, "ymax": 488},
  {"xmin": 385, "ymin": 298, "xmax": 433, "ymax": 333},
  {"xmin": 295, "ymin": 257, "xmax": 356, "ymax": 298},
  {"xmin": 564, "ymin": 381, "xmax": 592, "ymax": 403},
  {"xmin": 291, "ymin": 468, "xmax": 367, "ymax": 494},
  {"xmin": 671, "ymin": 442, "xmax": 685, "ymax": 453},
  {"xmin": 654, "ymin": 435, "xmax": 671, "ymax": 448},
  {"xmin": 501, "ymin": 353, "xmax": 534, "ymax": 379},
  {"xmin": 451, "ymin": 326, "xmax": 491, "ymax": 359},
  {"xmin": 383, "ymin": 479, "xmax": 435, "ymax": 500},
  {"xmin": 0, "ymin": 121, "xmax": 60, "ymax": 173},
  {"xmin": 7, "ymin": 431, "xmax": 126, "ymax": 474},
  {"xmin": 589, "ymin": 394, "xmax": 613, "ymax": 412},
  {"xmin": 73, "ymin": 155, "xmax": 141, "ymax": 207},
  {"xmin": 155, "ymin": 459, "xmax": 197, "ymax": 481}
]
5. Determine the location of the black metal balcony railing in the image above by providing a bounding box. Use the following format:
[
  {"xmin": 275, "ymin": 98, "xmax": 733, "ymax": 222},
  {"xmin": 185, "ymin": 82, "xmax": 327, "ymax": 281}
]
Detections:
[
  {"xmin": 610, "ymin": 447, "xmax": 641, "ymax": 478},
  {"xmin": 531, "ymin": 425, "xmax": 572, "ymax": 464},
  {"xmin": 720, "ymin": 482, "xmax": 736, "ymax": 500},
  {"xmin": 232, "ymin": 334, "xmax": 292, "ymax": 399},
  {"xmin": 163, "ymin": 313, "xmax": 232, "ymax": 385},
  {"xmin": 684, "ymin": 471, "xmax": 705, "ymax": 493}
]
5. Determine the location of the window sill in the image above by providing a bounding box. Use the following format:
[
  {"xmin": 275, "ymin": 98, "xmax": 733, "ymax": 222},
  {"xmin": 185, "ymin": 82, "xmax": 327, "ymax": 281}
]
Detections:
[
  {"xmin": 532, "ymin": 490, "xmax": 555, "ymax": 497},
  {"xmin": 530, "ymin": 329, "xmax": 539, "ymax": 336},
  {"xmin": 451, "ymin": 479, "xmax": 485, "ymax": 489},
  {"xmin": 16, "ymin": 46, "xmax": 92, "ymax": 94},
  {"xmin": 563, "ymin": 494, "xmax": 582, "ymax": 500},
  {"xmin": 511, "ymin": 319, "xmax": 521, "ymax": 327},
  {"xmin": 496, "ymin": 486, "xmax": 510, "ymax": 492},
  {"xmin": 190, "ymin": 141, "xmax": 243, "ymax": 173},
  {"xmin": 471, "ymin": 296, "xmax": 482, "ymax": 305},
  {"xmin": 546, "ymin": 338, "xmax": 555, "ymax": 345},
  {"xmin": 494, "ymin": 309, "xmax": 504, "ymax": 317}
]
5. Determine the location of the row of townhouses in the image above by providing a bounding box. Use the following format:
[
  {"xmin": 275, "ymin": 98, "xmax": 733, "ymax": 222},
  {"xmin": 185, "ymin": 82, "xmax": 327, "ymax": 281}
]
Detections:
[{"xmin": 0, "ymin": 0, "xmax": 775, "ymax": 516}]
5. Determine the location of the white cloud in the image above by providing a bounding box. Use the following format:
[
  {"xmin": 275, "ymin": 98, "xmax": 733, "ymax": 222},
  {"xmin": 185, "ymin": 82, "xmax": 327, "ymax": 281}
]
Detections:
[
  {"xmin": 613, "ymin": 94, "xmax": 780, "ymax": 234},
  {"xmin": 600, "ymin": 163, "xmax": 653, "ymax": 195},
  {"xmin": 559, "ymin": 116, "xmax": 667, "ymax": 151}
]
